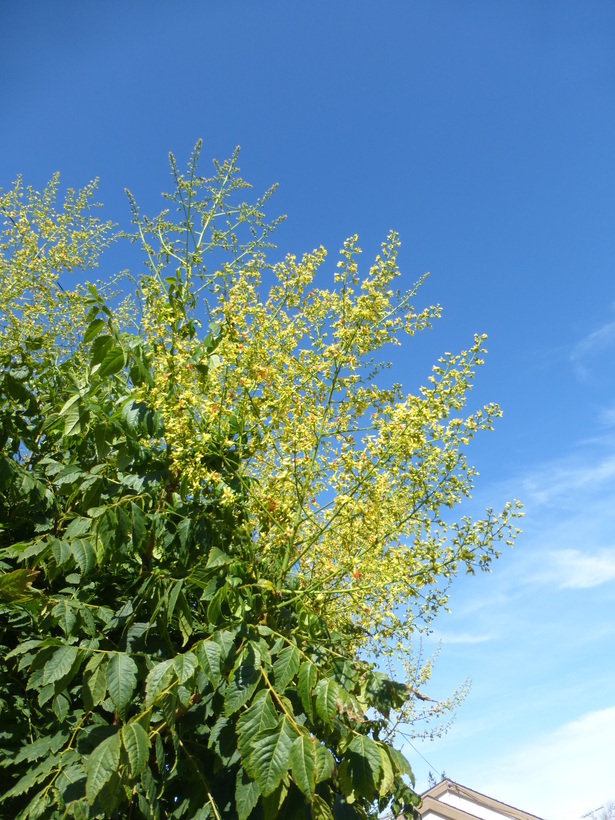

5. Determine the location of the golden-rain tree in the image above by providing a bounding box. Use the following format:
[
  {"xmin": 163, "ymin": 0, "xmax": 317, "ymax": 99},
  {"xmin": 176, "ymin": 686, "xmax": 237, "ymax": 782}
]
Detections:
[{"xmin": 0, "ymin": 143, "xmax": 521, "ymax": 819}]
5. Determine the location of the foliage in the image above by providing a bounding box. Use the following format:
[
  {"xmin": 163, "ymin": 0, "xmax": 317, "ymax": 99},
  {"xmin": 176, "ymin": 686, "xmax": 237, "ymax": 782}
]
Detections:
[{"xmin": 0, "ymin": 143, "xmax": 521, "ymax": 818}]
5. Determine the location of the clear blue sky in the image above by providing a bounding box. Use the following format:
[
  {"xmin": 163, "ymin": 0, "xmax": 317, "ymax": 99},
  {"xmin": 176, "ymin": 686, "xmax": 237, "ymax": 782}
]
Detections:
[{"xmin": 2, "ymin": 3, "xmax": 615, "ymax": 817}]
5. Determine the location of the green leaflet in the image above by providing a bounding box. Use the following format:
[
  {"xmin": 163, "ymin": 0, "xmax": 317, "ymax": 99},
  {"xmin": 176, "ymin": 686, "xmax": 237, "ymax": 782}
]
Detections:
[
  {"xmin": 70, "ymin": 537, "xmax": 97, "ymax": 575},
  {"xmin": 314, "ymin": 745, "xmax": 336, "ymax": 784},
  {"xmin": 236, "ymin": 691, "xmax": 278, "ymax": 761},
  {"xmin": 85, "ymin": 732, "xmax": 121, "ymax": 805},
  {"xmin": 52, "ymin": 600, "xmax": 76, "ymax": 636},
  {"xmin": 106, "ymin": 652, "xmax": 138, "ymax": 720},
  {"xmin": 378, "ymin": 743, "xmax": 395, "ymax": 796},
  {"xmin": 145, "ymin": 659, "xmax": 174, "ymax": 707},
  {"xmin": 225, "ymin": 646, "xmax": 261, "ymax": 716},
  {"xmin": 387, "ymin": 745, "xmax": 415, "ymax": 785},
  {"xmin": 248, "ymin": 715, "xmax": 298, "ymax": 797},
  {"xmin": 235, "ymin": 768, "xmax": 261, "ymax": 820},
  {"xmin": 195, "ymin": 639, "xmax": 222, "ymax": 687},
  {"xmin": 314, "ymin": 678, "xmax": 341, "ymax": 725},
  {"xmin": 341, "ymin": 736, "xmax": 383, "ymax": 802},
  {"xmin": 83, "ymin": 654, "xmax": 108, "ymax": 710},
  {"xmin": 311, "ymin": 794, "xmax": 334, "ymax": 819},
  {"xmin": 272, "ymin": 644, "xmax": 300, "ymax": 692},
  {"xmin": 172, "ymin": 651, "xmax": 198, "ymax": 684},
  {"xmin": 297, "ymin": 661, "xmax": 318, "ymax": 721},
  {"xmin": 0, "ymin": 568, "xmax": 39, "ymax": 601},
  {"xmin": 42, "ymin": 646, "xmax": 79, "ymax": 686},
  {"xmin": 289, "ymin": 734, "xmax": 316, "ymax": 797},
  {"xmin": 121, "ymin": 722, "xmax": 150, "ymax": 778}
]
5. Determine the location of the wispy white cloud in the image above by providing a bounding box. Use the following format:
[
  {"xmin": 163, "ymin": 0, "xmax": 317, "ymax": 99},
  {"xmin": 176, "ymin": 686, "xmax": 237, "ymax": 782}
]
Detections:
[
  {"xmin": 430, "ymin": 630, "xmax": 494, "ymax": 645},
  {"xmin": 476, "ymin": 706, "xmax": 615, "ymax": 820},
  {"xmin": 570, "ymin": 319, "xmax": 615, "ymax": 380},
  {"xmin": 531, "ymin": 548, "xmax": 615, "ymax": 589},
  {"xmin": 598, "ymin": 401, "xmax": 615, "ymax": 428},
  {"xmin": 520, "ymin": 453, "xmax": 615, "ymax": 507}
]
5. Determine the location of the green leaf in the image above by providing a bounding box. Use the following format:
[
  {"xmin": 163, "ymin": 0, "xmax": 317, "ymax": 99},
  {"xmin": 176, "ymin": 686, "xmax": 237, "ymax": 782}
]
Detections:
[
  {"xmin": 289, "ymin": 734, "xmax": 316, "ymax": 797},
  {"xmin": 248, "ymin": 715, "xmax": 298, "ymax": 797},
  {"xmin": 342, "ymin": 736, "xmax": 382, "ymax": 801},
  {"xmin": 377, "ymin": 743, "xmax": 395, "ymax": 796},
  {"xmin": 314, "ymin": 745, "xmax": 336, "ymax": 783},
  {"xmin": 236, "ymin": 691, "xmax": 279, "ymax": 761},
  {"xmin": 131, "ymin": 502, "xmax": 147, "ymax": 551},
  {"xmin": 0, "ymin": 568, "xmax": 39, "ymax": 601},
  {"xmin": 272, "ymin": 645, "xmax": 300, "ymax": 692},
  {"xmin": 83, "ymin": 654, "xmax": 108, "ymax": 710},
  {"xmin": 121, "ymin": 722, "xmax": 150, "ymax": 778},
  {"xmin": 224, "ymin": 647, "xmax": 261, "ymax": 716},
  {"xmin": 89, "ymin": 334, "xmax": 113, "ymax": 367},
  {"xmin": 315, "ymin": 678, "xmax": 341, "ymax": 725},
  {"xmin": 51, "ymin": 538, "xmax": 72, "ymax": 566},
  {"xmin": 52, "ymin": 600, "xmax": 76, "ymax": 636},
  {"xmin": 145, "ymin": 659, "xmax": 174, "ymax": 707},
  {"xmin": 297, "ymin": 661, "xmax": 318, "ymax": 721},
  {"xmin": 85, "ymin": 732, "xmax": 121, "ymax": 805},
  {"xmin": 96, "ymin": 345, "xmax": 125, "ymax": 379},
  {"xmin": 172, "ymin": 652, "xmax": 197, "ymax": 684},
  {"xmin": 195, "ymin": 639, "xmax": 222, "ymax": 687},
  {"xmin": 106, "ymin": 652, "xmax": 138, "ymax": 720},
  {"xmin": 84, "ymin": 318, "xmax": 106, "ymax": 343},
  {"xmin": 70, "ymin": 537, "xmax": 96, "ymax": 575},
  {"xmin": 311, "ymin": 794, "xmax": 334, "ymax": 819},
  {"xmin": 206, "ymin": 547, "xmax": 232, "ymax": 568},
  {"xmin": 387, "ymin": 745, "xmax": 415, "ymax": 785},
  {"xmin": 43, "ymin": 646, "xmax": 79, "ymax": 685},
  {"xmin": 63, "ymin": 399, "xmax": 89, "ymax": 437},
  {"xmin": 235, "ymin": 768, "xmax": 261, "ymax": 820},
  {"xmin": 167, "ymin": 578, "xmax": 184, "ymax": 622}
]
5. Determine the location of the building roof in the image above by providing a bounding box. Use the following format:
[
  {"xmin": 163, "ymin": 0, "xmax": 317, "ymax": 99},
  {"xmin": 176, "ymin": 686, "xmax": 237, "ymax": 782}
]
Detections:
[{"xmin": 418, "ymin": 779, "xmax": 545, "ymax": 820}]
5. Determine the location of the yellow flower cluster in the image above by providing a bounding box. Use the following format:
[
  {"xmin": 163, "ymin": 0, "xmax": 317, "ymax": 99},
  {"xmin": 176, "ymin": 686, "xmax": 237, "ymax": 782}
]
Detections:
[{"xmin": 134, "ymin": 227, "xmax": 522, "ymax": 670}]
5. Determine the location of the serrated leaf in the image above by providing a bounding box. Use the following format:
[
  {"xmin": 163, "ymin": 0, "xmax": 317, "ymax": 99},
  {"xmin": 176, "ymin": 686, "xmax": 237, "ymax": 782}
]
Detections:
[
  {"xmin": 145, "ymin": 659, "xmax": 174, "ymax": 707},
  {"xmin": 224, "ymin": 646, "xmax": 261, "ymax": 716},
  {"xmin": 172, "ymin": 652, "xmax": 197, "ymax": 684},
  {"xmin": 121, "ymin": 722, "xmax": 150, "ymax": 778},
  {"xmin": 343, "ymin": 736, "xmax": 383, "ymax": 801},
  {"xmin": 84, "ymin": 318, "xmax": 106, "ymax": 343},
  {"xmin": 96, "ymin": 345, "xmax": 125, "ymax": 379},
  {"xmin": 289, "ymin": 734, "xmax": 316, "ymax": 797},
  {"xmin": 0, "ymin": 568, "xmax": 39, "ymax": 601},
  {"xmin": 52, "ymin": 600, "xmax": 76, "ymax": 636},
  {"xmin": 43, "ymin": 646, "xmax": 79, "ymax": 685},
  {"xmin": 236, "ymin": 691, "xmax": 279, "ymax": 761},
  {"xmin": 195, "ymin": 639, "xmax": 222, "ymax": 687},
  {"xmin": 70, "ymin": 537, "xmax": 96, "ymax": 575},
  {"xmin": 90, "ymin": 334, "xmax": 113, "ymax": 367},
  {"xmin": 62, "ymin": 399, "xmax": 88, "ymax": 437},
  {"xmin": 315, "ymin": 678, "xmax": 341, "ymax": 725},
  {"xmin": 314, "ymin": 745, "xmax": 336, "ymax": 783},
  {"xmin": 297, "ymin": 660, "xmax": 318, "ymax": 720},
  {"xmin": 387, "ymin": 745, "xmax": 415, "ymax": 785},
  {"xmin": 86, "ymin": 732, "xmax": 121, "ymax": 805},
  {"xmin": 167, "ymin": 578, "xmax": 184, "ymax": 623},
  {"xmin": 235, "ymin": 768, "xmax": 261, "ymax": 820},
  {"xmin": 106, "ymin": 653, "xmax": 138, "ymax": 720},
  {"xmin": 131, "ymin": 502, "xmax": 147, "ymax": 551},
  {"xmin": 311, "ymin": 794, "xmax": 334, "ymax": 819},
  {"xmin": 51, "ymin": 538, "xmax": 72, "ymax": 567},
  {"xmin": 378, "ymin": 743, "xmax": 395, "ymax": 796},
  {"xmin": 272, "ymin": 645, "xmax": 300, "ymax": 692},
  {"xmin": 83, "ymin": 654, "xmax": 108, "ymax": 710},
  {"xmin": 248, "ymin": 715, "xmax": 298, "ymax": 797}
]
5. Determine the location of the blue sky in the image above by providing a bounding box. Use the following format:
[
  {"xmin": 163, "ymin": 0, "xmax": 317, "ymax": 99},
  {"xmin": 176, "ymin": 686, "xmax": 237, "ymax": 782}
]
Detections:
[{"xmin": 2, "ymin": 2, "xmax": 615, "ymax": 817}]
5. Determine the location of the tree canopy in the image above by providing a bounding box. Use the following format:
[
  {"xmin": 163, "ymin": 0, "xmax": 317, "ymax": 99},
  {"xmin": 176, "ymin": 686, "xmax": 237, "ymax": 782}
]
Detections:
[{"xmin": 0, "ymin": 143, "xmax": 521, "ymax": 819}]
